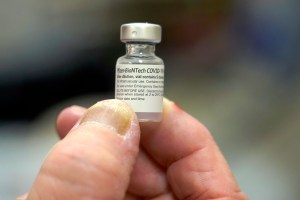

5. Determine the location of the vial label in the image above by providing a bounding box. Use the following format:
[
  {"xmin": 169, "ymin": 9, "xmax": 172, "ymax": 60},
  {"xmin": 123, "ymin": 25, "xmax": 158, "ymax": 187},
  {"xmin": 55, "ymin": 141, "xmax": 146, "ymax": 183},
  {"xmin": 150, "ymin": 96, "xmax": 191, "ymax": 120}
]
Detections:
[{"xmin": 115, "ymin": 64, "xmax": 164, "ymax": 113}]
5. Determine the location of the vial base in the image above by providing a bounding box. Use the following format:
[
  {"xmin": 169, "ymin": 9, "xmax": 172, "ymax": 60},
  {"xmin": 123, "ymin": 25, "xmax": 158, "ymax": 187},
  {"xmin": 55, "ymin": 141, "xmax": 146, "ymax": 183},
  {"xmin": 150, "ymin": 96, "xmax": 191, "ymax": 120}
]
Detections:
[{"xmin": 136, "ymin": 112, "xmax": 162, "ymax": 122}]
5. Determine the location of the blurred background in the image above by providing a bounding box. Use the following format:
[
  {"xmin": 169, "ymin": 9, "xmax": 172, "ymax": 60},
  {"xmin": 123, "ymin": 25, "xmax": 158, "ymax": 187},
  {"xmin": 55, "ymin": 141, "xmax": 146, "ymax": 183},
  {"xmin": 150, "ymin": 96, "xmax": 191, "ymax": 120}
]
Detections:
[{"xmin": 0, "ymin": 0, "xmax": 299, "ymax": 199}]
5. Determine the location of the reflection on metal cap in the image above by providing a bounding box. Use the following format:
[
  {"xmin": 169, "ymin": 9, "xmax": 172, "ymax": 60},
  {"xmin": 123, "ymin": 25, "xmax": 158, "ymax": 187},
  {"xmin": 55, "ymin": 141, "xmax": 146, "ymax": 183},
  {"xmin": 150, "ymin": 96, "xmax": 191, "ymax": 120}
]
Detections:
[{"xmin": 120, "ymin": 23, "xmax": 161, "ymax": 43}]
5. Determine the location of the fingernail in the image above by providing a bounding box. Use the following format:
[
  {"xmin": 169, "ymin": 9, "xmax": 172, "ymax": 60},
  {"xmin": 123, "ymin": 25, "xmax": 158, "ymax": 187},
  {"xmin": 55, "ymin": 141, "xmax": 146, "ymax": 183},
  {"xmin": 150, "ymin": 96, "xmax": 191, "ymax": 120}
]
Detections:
[
  {"xmin": 80, "ymin": 99, "xmax": 133, "ymax": 135},
  {"xmin": 16, "ymin": 193, "xmax": 28, "ymax": 200},
  {"xmin": 163, "ymin": 97, "xmax": 173, "ymax": 104},
  {"xmin": 163, "ymin": 97, "xmax": 175, "ymax": 111},
  {"xmin": 163, "ymin": 98, "xmax": 183, "ymax": 114},
  {"xmin": 69, "ymin": 105, "xmax": 86, "ymax": 116}
]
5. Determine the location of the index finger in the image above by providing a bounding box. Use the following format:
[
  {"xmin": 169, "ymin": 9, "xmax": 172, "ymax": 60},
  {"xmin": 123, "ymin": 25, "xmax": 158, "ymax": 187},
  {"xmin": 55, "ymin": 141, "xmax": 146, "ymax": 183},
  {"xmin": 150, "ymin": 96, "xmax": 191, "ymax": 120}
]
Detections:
[{"xmin": 140, "ymin": 98, "xmax": 247, "ymax": 200}]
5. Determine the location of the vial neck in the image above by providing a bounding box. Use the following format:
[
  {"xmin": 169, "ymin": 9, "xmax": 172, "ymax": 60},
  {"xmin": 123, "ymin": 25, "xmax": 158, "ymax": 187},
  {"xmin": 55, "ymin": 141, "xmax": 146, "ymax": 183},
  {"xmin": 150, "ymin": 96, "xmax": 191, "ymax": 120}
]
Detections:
[{"xmin": 126, "ymin": 43, "xmax": 156, "ymax": 57}]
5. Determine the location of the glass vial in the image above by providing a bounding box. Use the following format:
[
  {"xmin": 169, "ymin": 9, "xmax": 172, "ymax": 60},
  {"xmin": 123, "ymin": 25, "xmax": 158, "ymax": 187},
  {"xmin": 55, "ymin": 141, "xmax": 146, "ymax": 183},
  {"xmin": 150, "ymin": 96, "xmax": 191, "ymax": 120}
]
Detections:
[{"xmin": 115, "ymin": 23, "xmax": 164, "ymax": 122}]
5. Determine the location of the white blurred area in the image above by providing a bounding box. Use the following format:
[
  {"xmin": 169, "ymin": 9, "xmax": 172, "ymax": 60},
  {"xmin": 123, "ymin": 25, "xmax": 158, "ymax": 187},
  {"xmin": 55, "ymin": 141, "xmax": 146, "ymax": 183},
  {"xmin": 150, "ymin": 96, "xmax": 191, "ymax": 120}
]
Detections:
[
  {"xmin": 1, "ymin": 0, "xmax": 300, "ymax": 199},
  {"xmin": 0, "ymin": 0, "xmax": 116, "ymax": 83}
]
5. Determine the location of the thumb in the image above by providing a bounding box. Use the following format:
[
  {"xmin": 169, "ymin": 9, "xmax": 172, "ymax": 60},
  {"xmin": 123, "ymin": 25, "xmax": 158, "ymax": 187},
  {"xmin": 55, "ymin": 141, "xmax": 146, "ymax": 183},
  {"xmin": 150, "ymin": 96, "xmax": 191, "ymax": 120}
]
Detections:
[{"xmin": 26, "ymin": 100, "xmax": 140, "ymax": 200}]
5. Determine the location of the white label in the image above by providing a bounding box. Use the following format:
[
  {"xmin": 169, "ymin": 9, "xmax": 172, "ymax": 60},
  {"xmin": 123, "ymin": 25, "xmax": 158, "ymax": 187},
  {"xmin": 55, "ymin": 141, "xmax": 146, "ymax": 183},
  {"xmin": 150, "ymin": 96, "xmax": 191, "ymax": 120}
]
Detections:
[{"xmin": 115, "ymin": 64, "xmax": 164, "ymax": 113}]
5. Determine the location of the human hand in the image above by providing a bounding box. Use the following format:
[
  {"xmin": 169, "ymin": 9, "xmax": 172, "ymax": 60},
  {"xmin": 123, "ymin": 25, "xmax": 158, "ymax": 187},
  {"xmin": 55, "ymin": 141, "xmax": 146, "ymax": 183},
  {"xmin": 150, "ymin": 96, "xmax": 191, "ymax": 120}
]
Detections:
[{"xmin": 18, "ymin": 98, "xmax": 247, "ymax": 200}]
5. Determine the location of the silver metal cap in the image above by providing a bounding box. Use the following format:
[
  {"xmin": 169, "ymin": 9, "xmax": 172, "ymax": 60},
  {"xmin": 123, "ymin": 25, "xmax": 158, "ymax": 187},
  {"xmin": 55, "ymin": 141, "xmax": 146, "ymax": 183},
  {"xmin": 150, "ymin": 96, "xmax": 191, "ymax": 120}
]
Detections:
[{"xmin": 120, "ymin": 23, "xmax": 161, "ymax": 43}]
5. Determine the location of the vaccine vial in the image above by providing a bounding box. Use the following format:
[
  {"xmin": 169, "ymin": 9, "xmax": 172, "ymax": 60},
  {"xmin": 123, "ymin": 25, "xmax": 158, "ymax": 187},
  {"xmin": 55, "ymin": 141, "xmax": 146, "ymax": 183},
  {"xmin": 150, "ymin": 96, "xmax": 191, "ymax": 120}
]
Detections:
[{"xmin": 115, "ymin": 23, "xmax": 164, "ymax": 122}]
